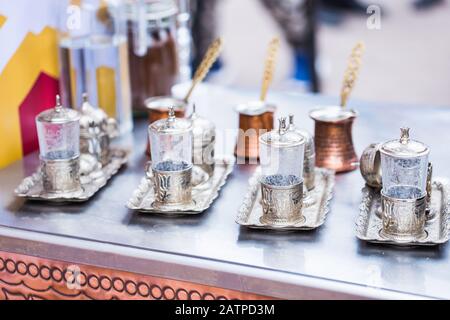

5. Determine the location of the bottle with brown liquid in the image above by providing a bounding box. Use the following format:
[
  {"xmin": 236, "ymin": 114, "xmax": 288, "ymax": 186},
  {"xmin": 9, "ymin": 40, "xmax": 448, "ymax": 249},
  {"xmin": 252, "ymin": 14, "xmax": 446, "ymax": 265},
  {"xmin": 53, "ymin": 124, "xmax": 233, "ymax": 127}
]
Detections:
[{"xmin": 126, "ymin": 0, "xmax": 179, "ymax": 113}]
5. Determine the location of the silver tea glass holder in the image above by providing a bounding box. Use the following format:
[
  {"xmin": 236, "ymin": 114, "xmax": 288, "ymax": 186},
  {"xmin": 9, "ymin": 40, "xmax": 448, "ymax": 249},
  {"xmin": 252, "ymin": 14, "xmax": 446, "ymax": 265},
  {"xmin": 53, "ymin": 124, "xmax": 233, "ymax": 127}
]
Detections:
[
  {"xmin": 15, "ymin": 148, "xmax": 129, "ymax": 202},
  {"xmin": 356, "ymin": 179, "xmax": 450, "ymax": 246},
  {"xmin": 236, "ymin": 167, "xmax": 335, "ymax": 231},
  {"xmin": 358, "ymin": 127, "xmax": 448, "ymax": 245},
  {"xmin": 127, "ymin": 156, "xmax": 234, "ymax": 214}
]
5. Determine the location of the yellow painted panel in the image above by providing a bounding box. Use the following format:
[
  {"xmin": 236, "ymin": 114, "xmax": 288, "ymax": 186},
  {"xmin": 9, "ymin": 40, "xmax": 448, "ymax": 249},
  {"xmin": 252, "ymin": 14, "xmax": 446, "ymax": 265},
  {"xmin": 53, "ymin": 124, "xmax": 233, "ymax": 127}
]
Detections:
[
  {"xmin": 0, "ymin": 26, "xmax": 59, "ymax": 168},
  {"xmin": 0, "ymin": 15, "xmax": 6, "ymax": 28},
  {"xmin": 96, "ymin": 66, "xmax": 116, "ymax": 118}
]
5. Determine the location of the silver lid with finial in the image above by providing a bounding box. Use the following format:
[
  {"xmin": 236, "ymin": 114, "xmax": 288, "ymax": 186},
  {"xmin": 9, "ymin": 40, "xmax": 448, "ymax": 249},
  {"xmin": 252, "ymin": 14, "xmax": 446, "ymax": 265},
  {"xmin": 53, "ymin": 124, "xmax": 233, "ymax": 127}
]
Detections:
[
  {"xmin": 260, "ymin": 117, "xmax": 305, "ymax": 148},
  {"xmin": 380, "ymin": 127, "xmax": 429, "ymax": 158},
  {"xmin": 36, "ymin": 95, "xmax": 80, "ymax": 124},
  {"xmin": 150, "ymin": 106, "xmax": 192, "ymax": 134}
]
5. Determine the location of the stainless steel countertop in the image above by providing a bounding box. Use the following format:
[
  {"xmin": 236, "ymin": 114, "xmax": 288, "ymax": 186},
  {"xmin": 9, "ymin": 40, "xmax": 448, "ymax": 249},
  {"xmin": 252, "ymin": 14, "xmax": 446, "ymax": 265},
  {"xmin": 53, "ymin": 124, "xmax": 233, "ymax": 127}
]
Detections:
[{"xmin": 1, "ymin": 84, "xmax": 450, "ymax": 299}]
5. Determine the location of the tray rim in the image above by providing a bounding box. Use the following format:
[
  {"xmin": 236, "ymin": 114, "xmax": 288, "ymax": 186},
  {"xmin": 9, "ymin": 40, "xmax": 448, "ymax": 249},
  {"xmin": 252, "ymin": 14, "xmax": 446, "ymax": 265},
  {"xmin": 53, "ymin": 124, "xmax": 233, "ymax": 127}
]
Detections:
[
  {"xmin": 355, "ymin": 178, "xmax": 450, "ymax": 246},
  {"xmin": 126, "ymin": 155, "xmax": 235, "ymax": 214},
  {"xmin": 14, "ymin": 148, "xmax": 129, "ymax": 202},
  {"xmin": 236, "ymin": 167, "xmax": 335, "ymax": 231}
]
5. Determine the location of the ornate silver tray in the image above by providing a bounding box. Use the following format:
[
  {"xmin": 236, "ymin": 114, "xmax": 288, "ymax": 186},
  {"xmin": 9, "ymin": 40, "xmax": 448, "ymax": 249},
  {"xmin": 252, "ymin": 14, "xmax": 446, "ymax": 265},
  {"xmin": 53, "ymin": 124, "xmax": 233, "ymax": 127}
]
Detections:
[
  {"xmin": 127, "ymin": 156, "xmax": 235, "ymax": 214},
  {"xmin": 14, "ymin": 148, "xmax": 129, "ymax": 202},
  {"xmin": 356, "ymin": 179, "xmax": 450, "ymax": 246},
  {"xmin": 236, "ymin": 168, "xmax": 335, "ymax": 230}
]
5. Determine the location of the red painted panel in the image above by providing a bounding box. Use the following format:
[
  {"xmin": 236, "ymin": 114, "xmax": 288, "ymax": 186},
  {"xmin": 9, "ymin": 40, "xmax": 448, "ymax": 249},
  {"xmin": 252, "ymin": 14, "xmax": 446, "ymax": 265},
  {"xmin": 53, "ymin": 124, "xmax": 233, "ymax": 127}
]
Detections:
[{"xmin": 18, "ymin": 72, "xmax": 59, "ymax": 156}]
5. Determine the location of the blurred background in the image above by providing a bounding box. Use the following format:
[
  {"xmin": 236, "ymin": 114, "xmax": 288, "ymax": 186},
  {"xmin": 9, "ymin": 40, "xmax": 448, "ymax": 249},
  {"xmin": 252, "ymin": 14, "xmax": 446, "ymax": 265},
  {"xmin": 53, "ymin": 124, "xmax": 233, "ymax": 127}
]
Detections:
[
  {"xmin": 211, "ymin": 0, "xmax": 450, "ymax": 107},
  {"xmin": 0, "ymin": 0, "xmax": 449, "ymax": 169}
]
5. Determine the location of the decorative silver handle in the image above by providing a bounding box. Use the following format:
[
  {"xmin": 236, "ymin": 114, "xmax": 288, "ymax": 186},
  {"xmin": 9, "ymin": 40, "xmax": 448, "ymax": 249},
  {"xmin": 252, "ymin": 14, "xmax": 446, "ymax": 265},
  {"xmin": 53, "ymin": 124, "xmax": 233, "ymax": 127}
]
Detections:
[{"xmin": 359, "ymin": 143, "xmax": 382, "ymax": 188}]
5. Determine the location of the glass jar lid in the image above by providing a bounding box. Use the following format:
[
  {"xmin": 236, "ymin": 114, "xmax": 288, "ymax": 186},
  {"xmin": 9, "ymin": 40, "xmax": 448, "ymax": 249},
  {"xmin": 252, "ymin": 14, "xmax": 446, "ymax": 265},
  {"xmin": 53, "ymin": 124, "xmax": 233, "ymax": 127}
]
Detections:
[
  {"xmin": 36, "ymin": 95, "xmax": 80, "ymax": 124},
  {"xmin": 380, "ymin": 127, "xmax": 429, "ymax": 158},
  {"xmin": 125, "ymin": 0, "xmax": 177, "ymax": 21},
  {"xmin": 260, "ymin": 117, "xmax": 305, "ymax": 148},
  {"xmin": 150, "ymin": 107, "xmax": 192, "ymax": 134},
  {"xmin": 309, "ymin": 106, "xmax": 356, "ymax": 123}
]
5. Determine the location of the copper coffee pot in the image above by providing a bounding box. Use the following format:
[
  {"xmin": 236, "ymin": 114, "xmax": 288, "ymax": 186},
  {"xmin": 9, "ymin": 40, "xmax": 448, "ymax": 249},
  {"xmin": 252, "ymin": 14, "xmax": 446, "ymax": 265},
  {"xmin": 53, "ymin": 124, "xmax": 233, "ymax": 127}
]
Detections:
[
  {"xmin": 235, "ymin": 101, "xmax": 276, "ymax": 160},
  {"xmin": 235, "ymin": 37, "xmax": 279, "ymax": 160},
  {"xmin": 309, "ymin": 106, "xmax": 358, "ymax": 172},
  {"xmin": 146, "ymin": 97, "xmax": 186, "ymax": 126},
  {"xmin": 309, "ymin": 42, "xmax": 365, "ymax": 173}
]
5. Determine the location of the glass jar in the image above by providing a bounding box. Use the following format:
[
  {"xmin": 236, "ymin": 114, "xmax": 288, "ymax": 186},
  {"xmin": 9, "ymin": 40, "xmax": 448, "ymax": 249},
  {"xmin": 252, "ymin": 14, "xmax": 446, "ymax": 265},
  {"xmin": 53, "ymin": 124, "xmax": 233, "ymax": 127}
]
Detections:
[
  {"xmin": 36, "ymin": 96, "xmax": 80, "ymax": 161},
  {"xmin": 380, "ymin": 128, "xmax": 429, "ymax": 200},
  {"xmin": 149, "ymin": 107, "xmax": 192, "ymax": 169},
  {"xmin": 36, "ymin": 95, "xmax": 82, "ymax": 193},
  {"xmin": 126, "ymin": 0, "xmax": 179, "ymax": 111},
  {"xmin": 144, "ymin": 96, "xmax": 186, "ymax": 155},
  {"xmin": 148, "ymin": 107, "xmax": 193, "ymax": 206},
  {"xmin": 260, "ymin": 119, "xmax": 305, "ymax": 186},
  {"xmin": 379, "ymin": 127, "xmax": 430, "ymax": 240},
  {"xmin": 58, "ymin": 0, "xmax": 132, "ymax": 134},
  {"xmin": 258, "ymin": 118, "xmax": 306, "ymax": 226}
]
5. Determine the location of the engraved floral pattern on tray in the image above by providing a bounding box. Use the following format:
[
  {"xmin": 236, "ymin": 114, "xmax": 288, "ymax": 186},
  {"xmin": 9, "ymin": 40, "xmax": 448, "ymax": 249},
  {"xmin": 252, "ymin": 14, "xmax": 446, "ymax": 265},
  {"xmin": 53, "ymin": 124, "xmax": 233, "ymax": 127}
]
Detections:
[
  {"xmin": 356, "ymin": 178, "xmax": 450, "ymax": 246},
  {"xmin": 126, "ymin": 156, "xmax": 235, "ymax": 214},
  {"xmin": 14, "ymin": 148, "xmax": 129, "ymax": 202},
  {"xmin": 236, "ymin": 167, "xmax": 335, "ymax": 230}
]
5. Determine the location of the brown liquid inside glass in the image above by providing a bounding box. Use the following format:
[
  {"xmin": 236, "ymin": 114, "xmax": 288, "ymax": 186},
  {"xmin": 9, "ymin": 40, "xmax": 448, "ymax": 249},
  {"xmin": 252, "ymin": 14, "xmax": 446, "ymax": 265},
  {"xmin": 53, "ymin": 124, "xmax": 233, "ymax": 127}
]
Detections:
[{"xmin": 127, "ymin": 24, "xmax": 179, "ymax": 112}]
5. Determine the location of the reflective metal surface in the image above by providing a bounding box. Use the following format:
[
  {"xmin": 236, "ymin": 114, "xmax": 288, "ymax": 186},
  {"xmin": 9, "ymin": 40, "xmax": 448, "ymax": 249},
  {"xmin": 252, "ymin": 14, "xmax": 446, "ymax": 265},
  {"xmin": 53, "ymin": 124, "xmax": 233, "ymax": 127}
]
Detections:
[{"xmin": 2, "ymin": 85, "xmax": 450, "ymax": 299}]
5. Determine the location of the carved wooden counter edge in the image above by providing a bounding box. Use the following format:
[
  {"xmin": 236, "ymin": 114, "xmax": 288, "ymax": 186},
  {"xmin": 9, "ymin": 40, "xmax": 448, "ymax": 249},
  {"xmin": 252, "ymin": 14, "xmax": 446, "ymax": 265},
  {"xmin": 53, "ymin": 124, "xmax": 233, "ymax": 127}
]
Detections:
[{"xmin": 0, "ymin": 250, "xmax": 271, "ymax": 300}]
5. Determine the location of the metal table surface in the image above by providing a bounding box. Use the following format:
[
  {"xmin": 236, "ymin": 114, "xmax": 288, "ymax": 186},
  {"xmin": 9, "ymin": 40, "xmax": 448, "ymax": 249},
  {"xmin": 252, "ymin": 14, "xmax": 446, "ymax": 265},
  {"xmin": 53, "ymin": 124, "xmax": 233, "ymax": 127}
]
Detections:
[{"xmin": 1, "ymin": 84, "xmax": 450, "ymax": 299}]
